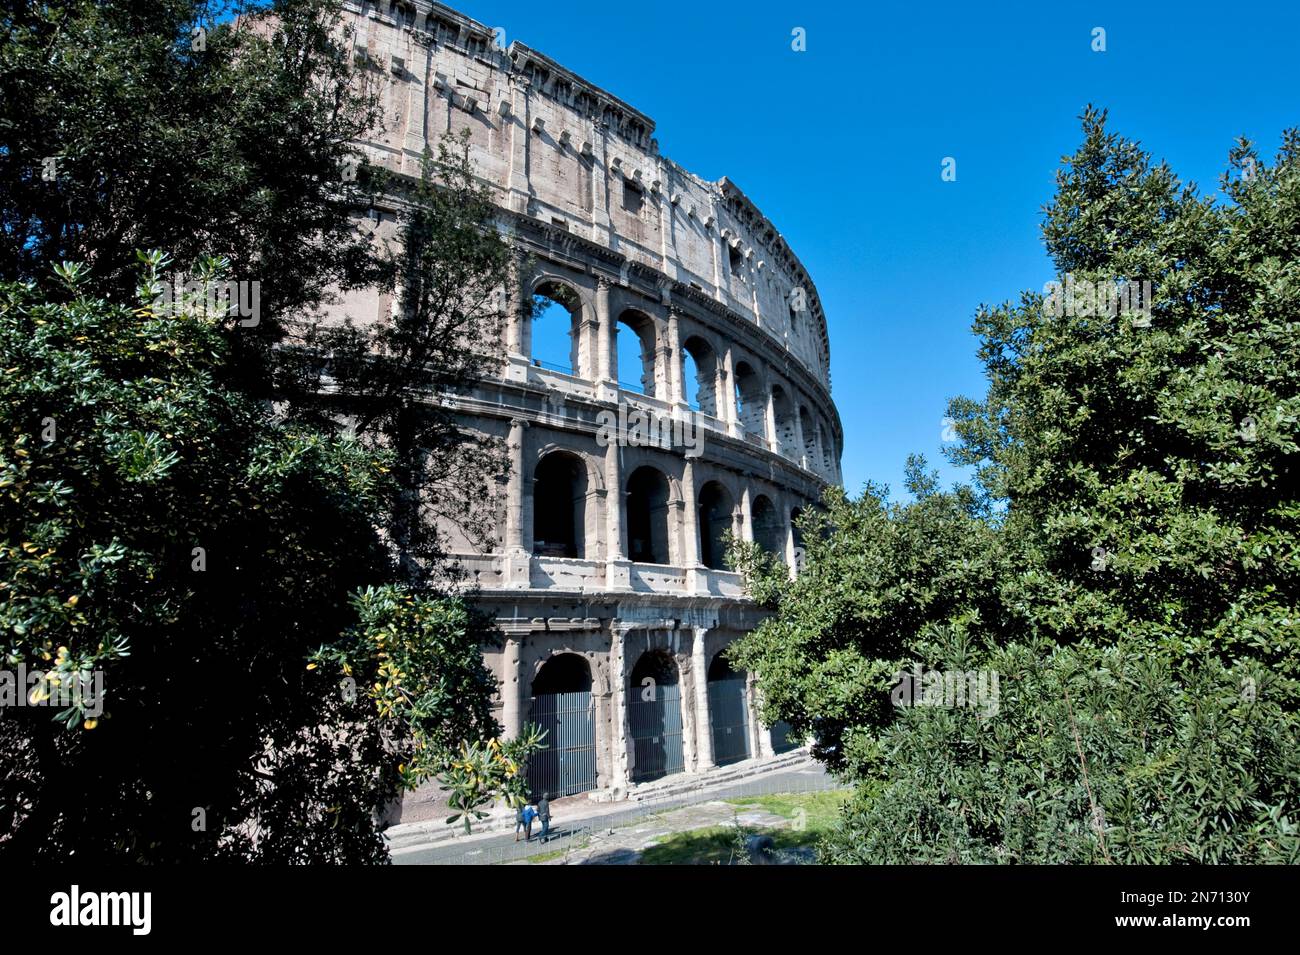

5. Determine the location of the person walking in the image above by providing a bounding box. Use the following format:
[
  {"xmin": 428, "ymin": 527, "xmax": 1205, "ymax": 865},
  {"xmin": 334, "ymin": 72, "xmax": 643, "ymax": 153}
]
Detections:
[
  {"xmin": 522, "ymin": 801, "xmax": 537, "ymax": 841},
  {"xmin": 537, "ymin": 793, "xmax": 552, "ymax": 844},
  {"xmin": 514, "ymin": 803, "xmax": 527, "ymax": 843}
]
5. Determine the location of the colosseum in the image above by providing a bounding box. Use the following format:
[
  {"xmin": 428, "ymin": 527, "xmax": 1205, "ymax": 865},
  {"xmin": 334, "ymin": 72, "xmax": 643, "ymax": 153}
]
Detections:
[{"xmin": 333, "ymin": 0, "xmax": 842, "ymax": 802}]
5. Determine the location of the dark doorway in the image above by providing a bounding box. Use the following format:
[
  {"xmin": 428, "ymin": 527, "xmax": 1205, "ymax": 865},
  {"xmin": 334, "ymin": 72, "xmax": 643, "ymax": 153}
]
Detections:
[
  {"xmin": 527, "ymin": 654, "xmax": 597, "ymax": 798},
  {"xmin": 627, "ymin": 651, "xmax": 684, "ymax": 782}
]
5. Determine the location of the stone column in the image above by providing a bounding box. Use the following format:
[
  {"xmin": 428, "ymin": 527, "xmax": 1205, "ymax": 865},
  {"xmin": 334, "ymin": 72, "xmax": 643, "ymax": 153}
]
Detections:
[
  {"xmin": 506, "ymin": 73, "xmax": 531, "ymax": 214},
  {"xmin": 680, "ymin": 458, "xmax": 700, "ymax": 566},
  {"xmin": 501, "ymin": 633, "xmax": 524, "ymax": 739},
  {"xmin": 608, "ymin": 624, "xmax": 632, "ymax": 793},
  {"xmin": 784, "ymin": 501, "xmax": 799, "ymax": 580},
  {"xmin": 595, "ymin": 277, "xmax": 616, "ymax": 400},
  {"xmin": 793, "ymin": 404, "xmax": 807, "ymax": 468},
  {"xmin": 504, "ymin": 418, "xmax": 530, "ymax": 586},
  {"xmin": 504, "ymin": 253, "xmax": 530, "ymax": 383},
  {"xmin": 691, "ymin": 627, "xmax": 715, "ymax": 772},
  {"xmin": 721, "ymin": 348, "xmax": 740, "ymax": 438},
  {"xmin": 747, "ymin": 670, "xmax": 777, "ymax": 759},
  {"xmin": 604, "ymin": 439, "xmax": 631, "ymax": 590},
  {"xmin": 764, "ymin": 384, "xmax": 777, "ymax": 452},
  {"xmin": 739, "ymin": 486, "xmax": 754, "ymax": 543},
  {"xmin": 667, "ymin": 309, "xmax": 685, "ymax": 407}
]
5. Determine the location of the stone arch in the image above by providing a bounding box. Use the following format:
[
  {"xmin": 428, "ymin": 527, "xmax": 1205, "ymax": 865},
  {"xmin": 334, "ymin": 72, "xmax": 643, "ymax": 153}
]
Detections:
[
  {"xmin": 627, "ymin": 649, "xmax": 685, "ymax": 782},
  {"xmin": 615, "ymin": 307, "xmax": 659, "ymax": 397},
  {"xmin": 527, "ymin": 652, "xmax": 598, "ymax": 798},
  {"xmin": 800, "ymin": 405, "xmax": 817, "ymax": 465},
  {"xmin": 531, "ymin": 448, "xmax": 593, "ymax": 559},
  {"xmin": 771, "ymin": 384, "xmax": 797, "ymax": 459},
  {"xmin": 751, "ymin": 493, "xmax": 783, "ymax": 556},
  {"xmin": 626, "ymin": 464, "xmax": 673, "ymax": 565},
  {"xmin": 733, "ymin": 360, "xmax": 766, "ymax": 440},
  {"xmin": 529, "ymin": 277, "xmax": 588, "ymax": 377},
  {"xmin": 680, "ymin": 334, "xmax": 720, "ymax": 417},
  {"xmin": 707, "ymin": 650, "xmax": 751, "ymax": 766},
  {"xmin": 697, "ymin": 480, "xmax": 736, "ymax": 571}
]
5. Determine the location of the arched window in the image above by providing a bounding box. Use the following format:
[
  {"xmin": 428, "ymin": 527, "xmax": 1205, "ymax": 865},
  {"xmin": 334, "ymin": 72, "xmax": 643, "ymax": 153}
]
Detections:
[
  {"xmin": 626, "ymin": 466, "xmax": 672, "ymax": 565},
  {"xmin": 751, "ymin": 494, "xmax": 783, "ymax": 556},
  {"xmin": 530, "ymin": 280, "xmax": 584, "ymax": 377},
  {"xmin": 616, "ymin": 309, "xmax": 658, "ymax": 396},
  {"xmin": 697, "ymin": 481, "xmax": 735, "ymax": 571},
  {"xmin": 532, "ymin": 451, "xmax": 589, "ymax": 558},
  {"xmin": 800, "ymin": 407, "xmax": 817, "ymax": 465},
  {"xmin": 771, "ymin": 385, "xmax": 797, "ymax": 459},
  {"xmin": 733, "ymin": 361, "xmax": 765, "ymax": 440},
  {"xmin": 681, "ymin": 335, "xmax": 719, "ymax": 417}
]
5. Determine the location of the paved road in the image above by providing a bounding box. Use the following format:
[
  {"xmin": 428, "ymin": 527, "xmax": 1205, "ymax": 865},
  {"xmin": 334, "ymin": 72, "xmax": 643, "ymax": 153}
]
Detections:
[{"xmin": 391, "ymin": 763, "xmax": 837, "ymax": 865}]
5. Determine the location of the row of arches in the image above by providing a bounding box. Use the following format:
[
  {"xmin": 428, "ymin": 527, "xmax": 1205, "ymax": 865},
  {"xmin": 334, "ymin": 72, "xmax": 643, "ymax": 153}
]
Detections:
[
  {"xmin": 530, "ymin": 450, "xmax": 799, "ymax": 570},
  {"xmin": 527, "ymin": 279, "xmax": 840, "ymax": 476},
  {"xmin": 525, "ymin": 649, "xmax": 788, "ymax": 797}
]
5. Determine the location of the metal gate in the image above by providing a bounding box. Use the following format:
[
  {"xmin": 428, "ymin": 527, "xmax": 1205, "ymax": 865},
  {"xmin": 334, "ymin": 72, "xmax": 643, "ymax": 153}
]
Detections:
[
  {"xmin": 708, "ymin": 674, "xmax": 751, "ymax": 765},
  {"xmin": 627, "ymin": 682, "xmax": 685, "ymax": 782},
  {"xmin": 771, "ymin": 719, "xmax": 800, "ymax": 754},
  {"xmin": 526, "ymin": 690, "xmax": 597, "ymax": 798}
]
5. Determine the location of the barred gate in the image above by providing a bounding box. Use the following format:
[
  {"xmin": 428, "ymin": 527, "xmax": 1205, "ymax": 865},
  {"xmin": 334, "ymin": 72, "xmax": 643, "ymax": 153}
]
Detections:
[
  {"xmin": 771, "ymin": 719, "xmax": 800, "ymax": 754},
  {"xmin": 708, "ymin": 674, "xmax": 751, "ymax": 765},
  {"xmin": 526, "ymin": 690, "xmax": 597, "ymax": 798},
  {"xmin": 627, "ymin": 682, "xmax": 685, "ymax": 782}
]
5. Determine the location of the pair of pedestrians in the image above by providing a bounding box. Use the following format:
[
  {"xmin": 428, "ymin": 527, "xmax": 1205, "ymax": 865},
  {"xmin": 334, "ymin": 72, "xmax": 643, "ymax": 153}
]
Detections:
[{"xmin": 514, "ymin": 794, "xmax": 552, "ymax": 842}]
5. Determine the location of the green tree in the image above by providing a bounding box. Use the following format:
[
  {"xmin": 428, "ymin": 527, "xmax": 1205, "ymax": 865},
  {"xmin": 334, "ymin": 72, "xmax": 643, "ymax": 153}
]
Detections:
[{"xmin": 732, "ymin": 111, "xmax": 1300, "ymax": 863}]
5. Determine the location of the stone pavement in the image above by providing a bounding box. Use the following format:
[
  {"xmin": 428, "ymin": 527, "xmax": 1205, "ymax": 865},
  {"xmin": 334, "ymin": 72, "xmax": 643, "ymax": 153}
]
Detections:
[{"xmin": 390, "ymin": 757, "xmax": 833, "ymax": 865}]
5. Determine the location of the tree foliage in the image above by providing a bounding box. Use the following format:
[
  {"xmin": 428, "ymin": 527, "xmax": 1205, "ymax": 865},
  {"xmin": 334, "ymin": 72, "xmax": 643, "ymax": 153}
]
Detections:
[
  {"xmin": 732, "ymin": 110, "xmax": 1300, "ymax": 863},
  {"xmin": 0, "ymin": 0, "xmax": 530, "ymax": 861}
]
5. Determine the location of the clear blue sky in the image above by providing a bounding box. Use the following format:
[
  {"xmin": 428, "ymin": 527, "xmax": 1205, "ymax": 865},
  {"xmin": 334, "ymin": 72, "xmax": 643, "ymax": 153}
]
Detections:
[{"xmin": 465, "ymin": 0, "xmax": 1300, "ymax": 499}]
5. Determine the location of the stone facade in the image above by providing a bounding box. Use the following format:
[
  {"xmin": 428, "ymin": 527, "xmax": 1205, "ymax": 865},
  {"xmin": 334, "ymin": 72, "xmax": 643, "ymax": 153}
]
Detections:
[{"xmin": 331, "ymin": 0, "xmax": 842, "ymax": 800}]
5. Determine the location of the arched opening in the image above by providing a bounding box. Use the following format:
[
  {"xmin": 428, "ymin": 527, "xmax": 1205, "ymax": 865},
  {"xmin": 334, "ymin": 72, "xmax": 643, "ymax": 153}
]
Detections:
[
  {"xmin": 707, "ymin": 651, "xmax": 751, "ymax": 766},
  {"xmin": 627, "ymin": 650, "xmax": 684, "ymax": 782},
  {"xmin": 771, "ymin": 385, "xmax": 797, "ymax": 459},
  {"xmin": 532, "ymin": 451, "xmax": 588, "ymax": 558},
  {"xmin": 800, "ymin": 406, "xmax": 817, "ymax": 465},
  {"xmin": 527, "ymin": 654, "xmax": 597, "ymax": 798},
  {"xmin": 681, "ymin": 336, "xmax": 719, "ymax": 417},
  {"xmin": 616, "ymin": 309, "xmax": 658, "ymax": 396},
  {"xmin": 733, "ymin": 361, "xmax": 765, "ymax": 440},
  {"xmin": 626, "ymin": 466, "xmax": 671, "ymax": 565},
  {"xmin": 530, "ymin": 280, "xmax": 584, "ymax": 377},
  {"xmin": 752, "ymin": 494, "xmax": 783, "ymax": 557},
  {"xmin": 697, "ymin": 481, "xmax": 735, "ymax": 571}
]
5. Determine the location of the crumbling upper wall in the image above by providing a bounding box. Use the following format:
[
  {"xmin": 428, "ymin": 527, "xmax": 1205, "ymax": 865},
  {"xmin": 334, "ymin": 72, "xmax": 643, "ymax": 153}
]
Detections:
[{"xmin": 342, "ymin": 0, "xmax": 834, "ymax": 389}]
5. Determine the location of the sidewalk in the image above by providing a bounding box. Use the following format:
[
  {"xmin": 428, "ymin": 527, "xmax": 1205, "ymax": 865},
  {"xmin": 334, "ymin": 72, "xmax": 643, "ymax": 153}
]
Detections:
[{"xmin": 388, "ymin": 752, "xmax": 835, "ymax": 865}]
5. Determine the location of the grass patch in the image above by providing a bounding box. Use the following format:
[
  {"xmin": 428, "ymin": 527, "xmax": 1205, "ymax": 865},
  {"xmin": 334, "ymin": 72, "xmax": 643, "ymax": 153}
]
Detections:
[
  {"xmin": 725, "ymin": 789, "xmax": 851, "ymax": 830},
  {"xmin": 638, "ymin": 789, "xmax": 851, "ymax": 865}
]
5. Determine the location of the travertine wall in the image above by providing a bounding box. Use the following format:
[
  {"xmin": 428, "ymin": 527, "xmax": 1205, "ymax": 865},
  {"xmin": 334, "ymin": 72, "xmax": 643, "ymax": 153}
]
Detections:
[
  {"xmin": 332, "ymin": 1, "xmax": 836, "ymax": 807},
  {"xmin": 340, "ymin": 0, "xmax": 834, "ymax": 389}
]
